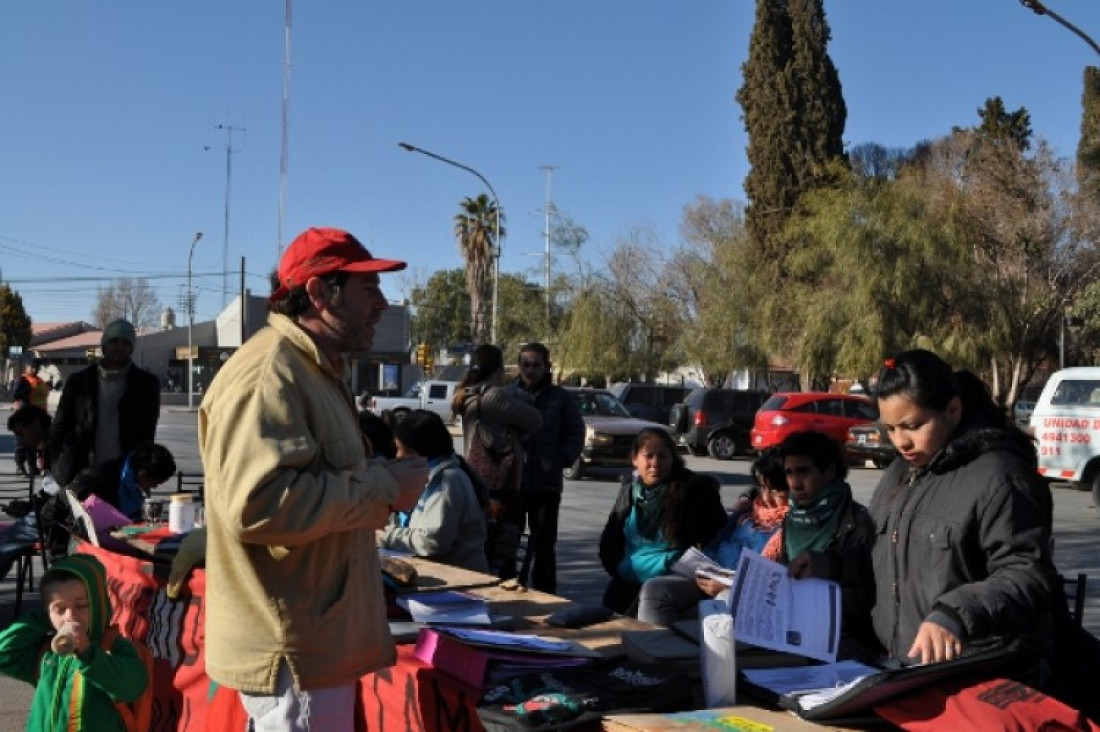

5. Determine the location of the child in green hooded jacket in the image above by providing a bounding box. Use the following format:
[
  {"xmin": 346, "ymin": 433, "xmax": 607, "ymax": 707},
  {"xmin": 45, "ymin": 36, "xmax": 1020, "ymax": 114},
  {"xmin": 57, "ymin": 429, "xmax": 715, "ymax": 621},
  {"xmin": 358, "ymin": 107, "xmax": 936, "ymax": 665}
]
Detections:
[{"xmin": 0, "ymin": 554, "xmax": 148, "ymax": 731}]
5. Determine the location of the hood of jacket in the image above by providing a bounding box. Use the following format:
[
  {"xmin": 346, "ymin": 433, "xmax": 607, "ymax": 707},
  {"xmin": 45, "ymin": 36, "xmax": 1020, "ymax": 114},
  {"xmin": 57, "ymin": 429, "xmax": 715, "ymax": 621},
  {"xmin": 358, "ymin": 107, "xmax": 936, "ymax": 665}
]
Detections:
[
  {"xmin": 926, "ymin": 420, "xmax": 1037, "ymax": 476},
  {"xmin": 48, "ymin": 554, "xmax": 111, "ymax": 643}
]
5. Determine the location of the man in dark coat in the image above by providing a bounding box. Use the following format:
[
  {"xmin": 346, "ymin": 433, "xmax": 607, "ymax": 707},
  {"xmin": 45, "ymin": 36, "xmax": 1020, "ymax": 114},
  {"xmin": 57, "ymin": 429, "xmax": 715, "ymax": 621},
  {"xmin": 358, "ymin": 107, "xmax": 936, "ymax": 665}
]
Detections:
[
  {"xmin": 48, "ymin": 319, "xmax": 161, "ymax": 486},
  {"xmin": 515, "ymin": 342, "xmax": 585, "ymax": 593}
]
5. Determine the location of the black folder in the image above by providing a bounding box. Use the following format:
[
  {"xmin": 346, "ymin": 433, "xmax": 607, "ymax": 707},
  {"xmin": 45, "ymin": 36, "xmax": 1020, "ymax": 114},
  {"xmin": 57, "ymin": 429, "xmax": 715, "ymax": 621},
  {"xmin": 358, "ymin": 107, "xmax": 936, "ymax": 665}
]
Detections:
[{"xmin": 738, "ymin": 640, "xmax": 1031, "ymax": 722}]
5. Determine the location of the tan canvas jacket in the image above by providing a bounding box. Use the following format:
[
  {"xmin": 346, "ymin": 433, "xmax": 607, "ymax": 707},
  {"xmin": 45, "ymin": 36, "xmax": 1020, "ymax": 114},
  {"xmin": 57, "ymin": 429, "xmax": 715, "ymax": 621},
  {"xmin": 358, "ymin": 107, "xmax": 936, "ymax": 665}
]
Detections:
[{"xmin": 199, "ymin": 313, "xmax": 398, "ymax": 693}]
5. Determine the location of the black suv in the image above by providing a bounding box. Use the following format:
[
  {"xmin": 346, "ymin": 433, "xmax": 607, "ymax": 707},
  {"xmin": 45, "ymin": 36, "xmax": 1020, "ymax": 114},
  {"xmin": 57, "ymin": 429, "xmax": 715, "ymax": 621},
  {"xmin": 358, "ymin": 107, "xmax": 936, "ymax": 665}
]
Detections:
[
  {"xmin": 669, "ymin": 388, "xmax": 770, "ymax": 459},
  {"xmin": 611, "ymin": 383, "xmax": 693, "ymax": 424}
]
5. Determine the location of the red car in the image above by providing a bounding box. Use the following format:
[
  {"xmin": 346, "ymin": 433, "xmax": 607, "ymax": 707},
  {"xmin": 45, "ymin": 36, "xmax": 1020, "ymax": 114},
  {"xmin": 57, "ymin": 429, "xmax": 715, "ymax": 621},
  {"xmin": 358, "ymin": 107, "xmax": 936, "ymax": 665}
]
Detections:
[{"xmin": 750, "ymin": 392, "xmax": 878, "ymax": 450}]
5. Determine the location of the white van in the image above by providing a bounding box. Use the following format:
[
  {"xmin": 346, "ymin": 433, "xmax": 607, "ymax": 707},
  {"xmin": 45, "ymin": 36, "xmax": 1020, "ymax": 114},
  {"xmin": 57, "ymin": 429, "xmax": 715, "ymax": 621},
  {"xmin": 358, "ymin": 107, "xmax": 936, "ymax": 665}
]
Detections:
[{"xmin": 1031, "ymin": 367, "xmax": 1100, "ymax": 507}]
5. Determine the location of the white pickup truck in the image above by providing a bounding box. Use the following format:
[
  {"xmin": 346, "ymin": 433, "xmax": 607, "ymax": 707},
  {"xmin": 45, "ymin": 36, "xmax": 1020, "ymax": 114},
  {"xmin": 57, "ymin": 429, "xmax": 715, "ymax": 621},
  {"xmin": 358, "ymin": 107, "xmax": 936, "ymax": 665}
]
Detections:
[{"xmin": 368, "ymin": 380, "xmax": 461, "ymax": 422}]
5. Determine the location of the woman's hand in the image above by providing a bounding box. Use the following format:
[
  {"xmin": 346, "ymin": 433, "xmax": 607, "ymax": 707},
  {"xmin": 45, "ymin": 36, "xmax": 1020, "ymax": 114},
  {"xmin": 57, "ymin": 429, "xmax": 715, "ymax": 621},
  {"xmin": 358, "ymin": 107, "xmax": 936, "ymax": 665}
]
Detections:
[
  {"xmin": 787, "ymin": 551, "xmax": 830, "ymax": 579},
  {"xmin": 695, "ymin": 576, "xmax": 726, "ymax": 597},
  {"xmin": 907, "ymin": 621, "xmax": 963, "ymax": 665}
]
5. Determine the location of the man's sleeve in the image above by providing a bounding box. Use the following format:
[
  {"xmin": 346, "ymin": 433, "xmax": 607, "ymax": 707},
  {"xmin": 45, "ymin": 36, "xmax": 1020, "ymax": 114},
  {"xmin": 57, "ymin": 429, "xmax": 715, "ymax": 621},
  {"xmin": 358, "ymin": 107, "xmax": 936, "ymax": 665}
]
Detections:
[{"xmin": 201, "ymin": 367, "xmax": 398, "ymax": 548}]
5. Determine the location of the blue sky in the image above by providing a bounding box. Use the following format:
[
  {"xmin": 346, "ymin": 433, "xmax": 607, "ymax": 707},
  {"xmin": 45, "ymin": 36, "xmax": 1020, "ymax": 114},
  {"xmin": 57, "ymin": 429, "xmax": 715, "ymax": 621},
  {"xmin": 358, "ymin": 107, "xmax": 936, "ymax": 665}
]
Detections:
[{"xmin": 2, "ymin": 2, "xmax": 1098, "ymax": 326}]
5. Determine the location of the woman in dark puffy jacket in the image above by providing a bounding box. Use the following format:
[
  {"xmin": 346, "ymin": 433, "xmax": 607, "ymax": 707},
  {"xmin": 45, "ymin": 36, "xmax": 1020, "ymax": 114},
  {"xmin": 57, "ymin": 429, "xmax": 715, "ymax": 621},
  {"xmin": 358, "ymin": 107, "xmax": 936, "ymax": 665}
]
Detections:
[
  {"xmin": 794, "ymin": 349, "xmax": 1059, "ymax": 672},
  {"xmin": 598, "ymin": 427, "xmax": 726, "ymax": 615}
]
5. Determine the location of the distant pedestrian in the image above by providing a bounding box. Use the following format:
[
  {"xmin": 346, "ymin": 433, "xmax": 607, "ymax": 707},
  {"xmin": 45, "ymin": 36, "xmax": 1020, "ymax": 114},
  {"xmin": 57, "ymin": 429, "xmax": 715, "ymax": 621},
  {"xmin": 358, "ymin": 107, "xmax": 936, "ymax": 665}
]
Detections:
[
  {"xmin": 12, "ymin": 365, "xmax": 51, "ymax": 475},
  {"xmin": 513, "ymin": 342, "xmax": 584, "ymax": 593},
  {"xmin": 49, "ymin": 320, "xmax": 161, "ymax": 486},
  {"xmin": 453, "ymin": 344, "xmax": 542, "ymax": 580}
]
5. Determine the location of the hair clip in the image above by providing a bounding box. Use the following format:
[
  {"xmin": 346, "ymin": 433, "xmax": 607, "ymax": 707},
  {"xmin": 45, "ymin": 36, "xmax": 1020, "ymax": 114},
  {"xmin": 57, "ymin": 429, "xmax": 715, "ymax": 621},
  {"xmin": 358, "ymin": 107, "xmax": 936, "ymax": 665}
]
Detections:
[{"xmin": 883, "ymin": 358, "xmax": 896, "ymax": 369}]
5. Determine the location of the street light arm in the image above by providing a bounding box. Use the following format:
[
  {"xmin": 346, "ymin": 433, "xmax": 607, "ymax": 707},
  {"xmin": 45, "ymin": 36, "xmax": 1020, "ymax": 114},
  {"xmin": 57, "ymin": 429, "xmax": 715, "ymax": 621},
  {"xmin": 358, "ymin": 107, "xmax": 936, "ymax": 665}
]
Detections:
[
  {"xmin": 398, "ymin": 141, "xmax": 502, "ymax": 344},
  {"xmin": 1019, "ymin": 0, "xmax": 1100, "ymax": 58},
  {"xmin": 397, "ymin": 142, "xmax": 500, "ymax": 203}
]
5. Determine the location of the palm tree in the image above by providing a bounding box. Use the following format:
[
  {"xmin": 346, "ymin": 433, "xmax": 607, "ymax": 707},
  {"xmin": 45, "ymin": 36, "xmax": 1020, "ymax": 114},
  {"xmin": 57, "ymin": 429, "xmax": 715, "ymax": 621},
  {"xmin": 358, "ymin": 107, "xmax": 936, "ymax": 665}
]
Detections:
[{"xmin": 453, "ymin": 193, "xmax": 505, "ymax": 343}]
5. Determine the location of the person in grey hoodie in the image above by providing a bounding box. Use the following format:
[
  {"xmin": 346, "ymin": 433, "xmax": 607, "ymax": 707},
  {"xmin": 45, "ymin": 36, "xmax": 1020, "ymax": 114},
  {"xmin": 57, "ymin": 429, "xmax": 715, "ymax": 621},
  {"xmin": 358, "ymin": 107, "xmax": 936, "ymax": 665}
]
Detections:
[{"xmin": 378, "ymin": 410, "xmax": 490, "ymax": 573}]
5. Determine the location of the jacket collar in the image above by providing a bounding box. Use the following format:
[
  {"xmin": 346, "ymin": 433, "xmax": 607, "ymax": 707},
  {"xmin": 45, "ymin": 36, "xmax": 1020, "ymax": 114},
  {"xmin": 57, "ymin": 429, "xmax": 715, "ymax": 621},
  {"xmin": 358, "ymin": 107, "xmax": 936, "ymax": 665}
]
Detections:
[{"xmin": 268, "ymin": 313, "xmax": 345, "ymax": 380}]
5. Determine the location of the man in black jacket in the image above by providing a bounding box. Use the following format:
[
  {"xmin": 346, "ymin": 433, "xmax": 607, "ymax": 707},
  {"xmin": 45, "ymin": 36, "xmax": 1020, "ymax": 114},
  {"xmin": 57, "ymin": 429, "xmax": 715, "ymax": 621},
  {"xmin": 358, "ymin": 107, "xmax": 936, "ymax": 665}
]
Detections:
[
  {"xmin": 48, "ymin": 319, "xmax": 161, "ymax": 486},
  {"xmin": 515, "ymin": 343, "xmax": 585, "ymax": 593}
]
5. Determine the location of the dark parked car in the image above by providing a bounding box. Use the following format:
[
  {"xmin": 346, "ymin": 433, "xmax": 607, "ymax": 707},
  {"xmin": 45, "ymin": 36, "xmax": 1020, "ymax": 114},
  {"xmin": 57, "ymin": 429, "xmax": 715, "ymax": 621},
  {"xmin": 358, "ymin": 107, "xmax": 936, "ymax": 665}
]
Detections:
[
  {"xmin": 564, "ymin": 388, "xmax": 670, "ymax": 480},
  {"xmin": 611, "ymin": 383, "xmax": 693, "ymax": 424},
  {"xmin": 844, "ymin": 422, "xmax": 897, "ymax": 468},
  {"xmin": 669, "ymin": 388, "xmax": 771, "ymax": 459}
]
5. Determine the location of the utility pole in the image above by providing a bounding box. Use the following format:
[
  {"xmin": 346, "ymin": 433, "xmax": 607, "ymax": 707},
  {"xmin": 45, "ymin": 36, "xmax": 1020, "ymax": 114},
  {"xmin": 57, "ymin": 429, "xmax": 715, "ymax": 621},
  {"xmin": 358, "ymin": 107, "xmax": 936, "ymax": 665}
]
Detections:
[
  {"xmin": 539, "ymin": 165, "xmax": 558, "ymax": 326},
  {"xmin": 216, "ymin": 124, "xmax": 245, "ymax": 310}
]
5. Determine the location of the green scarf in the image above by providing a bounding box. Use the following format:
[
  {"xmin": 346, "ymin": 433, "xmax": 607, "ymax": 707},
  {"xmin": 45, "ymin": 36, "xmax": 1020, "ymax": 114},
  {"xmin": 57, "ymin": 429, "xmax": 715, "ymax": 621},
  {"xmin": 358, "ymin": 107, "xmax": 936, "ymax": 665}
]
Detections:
[
  {"xmin": 632, "ymin": 478, "xmax": 668, "ymax": 540},
  {"xmin": 783, "ymin": 478, "xmax": 852, "ymax": 561}
]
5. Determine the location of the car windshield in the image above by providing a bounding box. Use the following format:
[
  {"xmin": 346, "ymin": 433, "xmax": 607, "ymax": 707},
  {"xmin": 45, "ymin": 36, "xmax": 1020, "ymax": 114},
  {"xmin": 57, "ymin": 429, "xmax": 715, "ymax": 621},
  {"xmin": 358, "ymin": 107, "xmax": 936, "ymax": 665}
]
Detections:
[{"xmin": 576, "ymin": 392, "xmax": 633, "ymax": 417}]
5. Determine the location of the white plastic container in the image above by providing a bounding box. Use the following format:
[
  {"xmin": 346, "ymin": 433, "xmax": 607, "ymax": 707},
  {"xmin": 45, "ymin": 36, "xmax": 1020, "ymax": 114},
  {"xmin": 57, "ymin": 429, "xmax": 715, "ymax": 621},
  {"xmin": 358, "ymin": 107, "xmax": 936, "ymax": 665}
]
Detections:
[{"xmin": 168, "ymin": 494, "xmax": 196, "ymax": 534}]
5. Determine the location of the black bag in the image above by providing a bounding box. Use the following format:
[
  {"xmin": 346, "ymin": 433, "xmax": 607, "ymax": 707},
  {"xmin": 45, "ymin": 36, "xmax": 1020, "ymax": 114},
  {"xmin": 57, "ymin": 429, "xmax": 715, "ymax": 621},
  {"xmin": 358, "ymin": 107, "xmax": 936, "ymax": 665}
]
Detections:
[{"xmin": 476, "ymin": 656, "xmax": 692, "ymax": 732}]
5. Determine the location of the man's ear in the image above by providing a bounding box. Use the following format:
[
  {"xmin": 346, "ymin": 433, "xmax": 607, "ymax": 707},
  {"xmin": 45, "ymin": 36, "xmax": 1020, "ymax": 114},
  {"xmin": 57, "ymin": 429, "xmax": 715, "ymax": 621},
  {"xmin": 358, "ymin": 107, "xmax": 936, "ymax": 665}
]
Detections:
[{"xmin": 304, "ymin": 277, "xmax": 329, "ymax": 311}]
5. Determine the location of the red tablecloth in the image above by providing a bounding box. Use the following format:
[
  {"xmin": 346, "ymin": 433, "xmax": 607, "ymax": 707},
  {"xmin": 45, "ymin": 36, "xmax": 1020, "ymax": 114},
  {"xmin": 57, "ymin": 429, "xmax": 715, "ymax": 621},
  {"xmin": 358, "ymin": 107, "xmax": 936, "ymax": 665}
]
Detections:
[{"xmin": 77, "ymin": 539, "xmax": 488, "ymax": 732}]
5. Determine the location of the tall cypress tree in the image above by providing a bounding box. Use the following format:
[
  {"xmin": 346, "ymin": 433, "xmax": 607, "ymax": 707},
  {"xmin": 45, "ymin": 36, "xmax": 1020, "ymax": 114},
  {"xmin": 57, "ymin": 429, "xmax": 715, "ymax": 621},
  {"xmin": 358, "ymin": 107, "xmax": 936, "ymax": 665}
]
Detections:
[
  {"xmin": 1079, "ymin": 66, "xmax": 1100, "ymax": 200},
  {"xmin": 788, "ymin": 0, "xmax": 846, "ymax": 180},
  {"xmin": 737, "ymin": 0, "xmax": 846, "ymax": 257}
]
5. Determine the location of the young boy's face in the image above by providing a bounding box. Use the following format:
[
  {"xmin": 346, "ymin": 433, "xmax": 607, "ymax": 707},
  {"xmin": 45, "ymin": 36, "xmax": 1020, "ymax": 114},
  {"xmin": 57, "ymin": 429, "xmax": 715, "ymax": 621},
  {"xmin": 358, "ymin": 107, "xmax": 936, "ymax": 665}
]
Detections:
[{"xmin": 46, "ymin": 578, "xmax": 91, "ymax": 632}]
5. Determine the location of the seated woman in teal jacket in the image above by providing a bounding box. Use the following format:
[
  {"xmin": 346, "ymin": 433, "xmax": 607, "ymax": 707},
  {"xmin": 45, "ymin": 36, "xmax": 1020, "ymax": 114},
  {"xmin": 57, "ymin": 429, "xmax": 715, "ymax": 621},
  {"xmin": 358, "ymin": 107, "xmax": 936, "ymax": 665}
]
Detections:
[
  {"xmin": 637, "ymin": 448, "xmax": 789, "ymax": 625},
  {"xmin": 598, "ymin": 428, "xmax": 726, "ymax": 615}
]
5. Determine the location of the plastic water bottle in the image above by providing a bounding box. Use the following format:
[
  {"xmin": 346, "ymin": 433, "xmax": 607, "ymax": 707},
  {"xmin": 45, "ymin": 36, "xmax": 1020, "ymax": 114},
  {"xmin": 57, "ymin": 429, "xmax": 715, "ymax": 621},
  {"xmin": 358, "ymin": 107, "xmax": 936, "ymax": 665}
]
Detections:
[{"xmin": 168, "ymin": 494, "xmax": 196, "ymax": 534}]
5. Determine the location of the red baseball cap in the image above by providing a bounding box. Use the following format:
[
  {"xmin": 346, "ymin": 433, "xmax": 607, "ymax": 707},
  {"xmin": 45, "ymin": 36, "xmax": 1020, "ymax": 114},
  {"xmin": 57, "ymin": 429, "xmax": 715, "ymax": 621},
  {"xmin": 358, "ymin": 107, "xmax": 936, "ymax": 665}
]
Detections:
[{"xmin": 270, "ymin": 227, "xmax": 406, "ymax": 303}]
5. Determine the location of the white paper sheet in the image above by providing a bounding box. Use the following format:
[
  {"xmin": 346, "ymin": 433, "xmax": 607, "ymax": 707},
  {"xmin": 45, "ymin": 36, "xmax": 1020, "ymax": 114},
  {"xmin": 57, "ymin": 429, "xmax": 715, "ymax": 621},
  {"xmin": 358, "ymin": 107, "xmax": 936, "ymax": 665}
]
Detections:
[
  {"xmin": 670, "ymin": 546, "xmax": 727, "ymax": 579},
  {"xmin": 396, "ymin": 590, "xmax": 492, "ymax": 625},
  {"xmin": 729, "ymin": 549, "xmax": 841, "ymax": 663}
]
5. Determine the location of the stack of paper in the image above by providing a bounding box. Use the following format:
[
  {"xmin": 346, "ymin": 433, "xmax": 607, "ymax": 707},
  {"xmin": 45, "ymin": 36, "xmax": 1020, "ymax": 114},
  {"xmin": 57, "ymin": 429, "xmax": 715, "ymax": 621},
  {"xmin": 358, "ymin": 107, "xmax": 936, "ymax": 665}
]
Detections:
[
  {"xmin": 740, "ymin": 660, "xmax": 878, "ymax": 711},
  {"xmin": 396, "ymin": 590, "xmax": 491, "ymax": 625}
]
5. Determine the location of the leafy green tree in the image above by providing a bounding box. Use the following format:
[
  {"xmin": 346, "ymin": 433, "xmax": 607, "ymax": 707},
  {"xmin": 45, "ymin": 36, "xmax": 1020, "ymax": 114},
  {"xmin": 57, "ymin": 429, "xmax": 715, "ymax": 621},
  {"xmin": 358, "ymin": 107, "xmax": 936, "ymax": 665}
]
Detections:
[
  {"xmin": 667, "ymin": 196, "xmax": 766, "ymax": 386},
  {"xmin": 788, "ymin": 0, "xmax": 846, "ymax": 171},
  {"xmin": 555, "ymin": 286, "xmax": 634, "ymax": 386},
  {"xmin": 737, "ymin": 0, "xmax": 846, "ymax": 260},
  {"xmin": 953, "ymin": 99, "xmax": 1069, "ymax": 405},
  {"xmin": 737, "ymin": 0, "xmax": 798, "ymax": 257},
  {"xmin": 409, "ymin": 269, "xmax": 471, "ymax": 349},
  {"xmin": 1081, "ymin": 66, "xmax": 1100, "ymax": 200},
  {"xmin": 0, "ymin": 284, "xmax": 32, "ymax": 360},
  {"xmin": 782, "ymin": 164, "xmax": 971, "ymax": 384},
  {"xmin": 453, "ymin": 193, "xmax": 505, "ymax": 344},
  {"xmin": 409, "ymin": 268, "xmax": 550, "ymax": 364}
]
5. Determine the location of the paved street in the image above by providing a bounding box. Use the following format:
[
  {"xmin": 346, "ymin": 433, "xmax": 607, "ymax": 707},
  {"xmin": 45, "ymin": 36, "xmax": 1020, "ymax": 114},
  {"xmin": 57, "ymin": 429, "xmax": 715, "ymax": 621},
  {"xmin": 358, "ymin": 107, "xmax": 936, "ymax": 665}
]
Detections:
[{"xmin": 0, "ymin": 407, "xmax": 1096, "ymax": 728}]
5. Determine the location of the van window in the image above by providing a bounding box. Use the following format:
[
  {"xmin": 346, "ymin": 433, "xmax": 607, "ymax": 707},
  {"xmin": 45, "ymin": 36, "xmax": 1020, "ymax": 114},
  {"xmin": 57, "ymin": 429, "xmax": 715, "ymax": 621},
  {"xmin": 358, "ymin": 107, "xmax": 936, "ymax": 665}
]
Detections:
[{"xmin": 1050, "ymin": 379, "xmax": 1100, "ymax": 407}]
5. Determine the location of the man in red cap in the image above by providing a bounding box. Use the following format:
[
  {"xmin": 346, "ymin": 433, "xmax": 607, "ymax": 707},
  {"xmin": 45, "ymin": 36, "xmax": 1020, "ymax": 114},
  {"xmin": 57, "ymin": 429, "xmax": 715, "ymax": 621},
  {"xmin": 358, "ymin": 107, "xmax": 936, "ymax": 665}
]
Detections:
[{"xmin": 198, "ymin": 227, "xmax": 429, "ymax": 731}]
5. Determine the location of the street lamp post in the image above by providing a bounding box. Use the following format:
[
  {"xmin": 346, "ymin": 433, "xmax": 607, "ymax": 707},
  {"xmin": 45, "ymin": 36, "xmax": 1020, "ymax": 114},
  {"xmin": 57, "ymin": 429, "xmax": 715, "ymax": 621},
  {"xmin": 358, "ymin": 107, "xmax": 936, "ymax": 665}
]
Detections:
[
  {"xmin": 187, "ymin": 232, "xmax": 204, "ymax": 409},
  {"xmin": 398, "ymin": 142, "xmax": 501, "ymax": 345}
]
